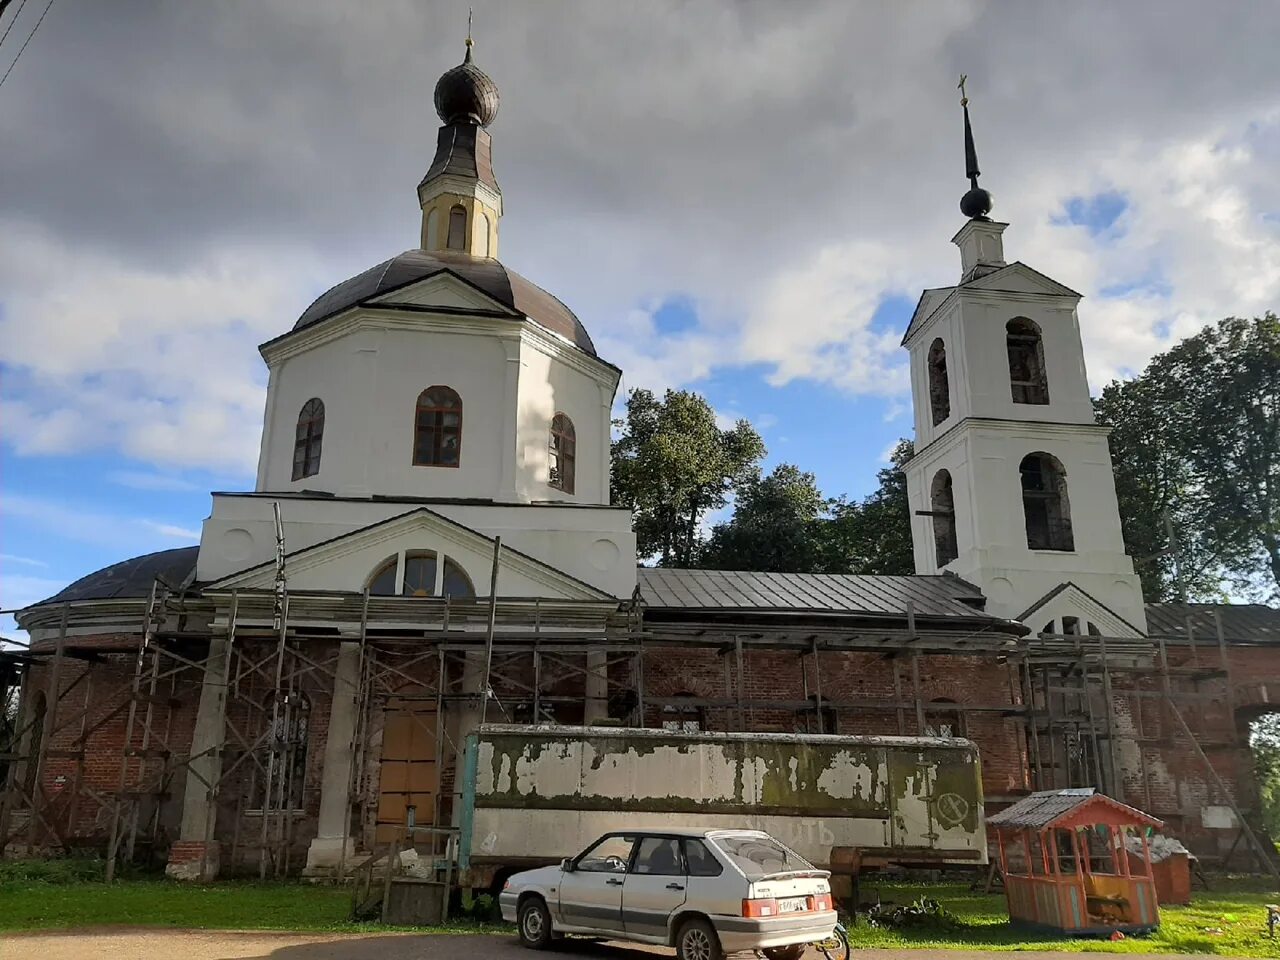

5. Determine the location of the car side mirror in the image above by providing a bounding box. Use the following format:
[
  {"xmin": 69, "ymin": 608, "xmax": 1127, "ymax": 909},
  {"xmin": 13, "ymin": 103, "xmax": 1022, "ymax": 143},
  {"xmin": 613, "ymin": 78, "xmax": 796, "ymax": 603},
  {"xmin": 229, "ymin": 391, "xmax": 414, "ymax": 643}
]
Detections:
[{"xmin": 561, "ymin": 858, "xmax": 574, "ymax": 873}]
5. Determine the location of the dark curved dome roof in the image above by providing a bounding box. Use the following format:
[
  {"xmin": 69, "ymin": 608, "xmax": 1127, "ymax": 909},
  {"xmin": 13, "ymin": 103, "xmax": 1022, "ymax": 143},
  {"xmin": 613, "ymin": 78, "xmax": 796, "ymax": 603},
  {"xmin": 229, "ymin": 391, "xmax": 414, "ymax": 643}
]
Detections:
[
  {"xmin": 293, "ymin": 250, "xmax": 597, "ymax": 356},
  {"xmin": 36, "ymin": 546, "xmax": 199, "ymax": 606},
  {"xmin": 434, "ymin": 54, "xmax": 499, "ymax": 127}
]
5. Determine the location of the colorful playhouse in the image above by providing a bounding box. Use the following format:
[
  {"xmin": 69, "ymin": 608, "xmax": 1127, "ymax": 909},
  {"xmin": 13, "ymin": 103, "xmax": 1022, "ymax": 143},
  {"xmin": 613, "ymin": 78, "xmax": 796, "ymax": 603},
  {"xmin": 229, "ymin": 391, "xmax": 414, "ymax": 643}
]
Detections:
[{"xmin": 988, "ymin": 788, "xmax": 1163, "ymax": 935}]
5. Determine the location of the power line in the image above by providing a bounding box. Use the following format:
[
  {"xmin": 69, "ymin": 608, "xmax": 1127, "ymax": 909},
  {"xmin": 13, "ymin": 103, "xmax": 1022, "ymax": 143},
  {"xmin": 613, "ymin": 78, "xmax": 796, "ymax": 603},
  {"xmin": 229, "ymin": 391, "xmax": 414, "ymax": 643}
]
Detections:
[
  {"xmin": 0, "ymin": 0, "xmax": 31, "ymax": 53},
  {"xmin": 0, "ymin": 0, "xmax": 54, "ymax": 93}
]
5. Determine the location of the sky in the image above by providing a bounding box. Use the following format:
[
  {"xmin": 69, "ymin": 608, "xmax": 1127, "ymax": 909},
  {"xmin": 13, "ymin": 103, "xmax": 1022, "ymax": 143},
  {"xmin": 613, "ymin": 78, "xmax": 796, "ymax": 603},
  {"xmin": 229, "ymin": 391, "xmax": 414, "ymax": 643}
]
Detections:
[{"xmin": 2, "ymin": 1, "xmax": 1280, "ymax": 630}]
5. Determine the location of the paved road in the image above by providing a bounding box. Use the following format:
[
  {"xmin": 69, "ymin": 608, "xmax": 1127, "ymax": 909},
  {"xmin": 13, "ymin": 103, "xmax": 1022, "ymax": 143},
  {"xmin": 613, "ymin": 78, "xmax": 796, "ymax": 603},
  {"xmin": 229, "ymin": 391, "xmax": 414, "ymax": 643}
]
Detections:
[{"xmin": 0, "ymin": 930, "xmax": 1255, "ymax": 960}]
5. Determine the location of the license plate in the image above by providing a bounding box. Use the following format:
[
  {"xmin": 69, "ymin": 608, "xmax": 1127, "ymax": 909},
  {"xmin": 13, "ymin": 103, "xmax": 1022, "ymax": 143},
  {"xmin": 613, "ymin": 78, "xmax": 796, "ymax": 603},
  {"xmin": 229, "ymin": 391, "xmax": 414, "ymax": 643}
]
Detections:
[{"xmin": 778, "ymin": 897, "xmax": 808, "ymax": 914}]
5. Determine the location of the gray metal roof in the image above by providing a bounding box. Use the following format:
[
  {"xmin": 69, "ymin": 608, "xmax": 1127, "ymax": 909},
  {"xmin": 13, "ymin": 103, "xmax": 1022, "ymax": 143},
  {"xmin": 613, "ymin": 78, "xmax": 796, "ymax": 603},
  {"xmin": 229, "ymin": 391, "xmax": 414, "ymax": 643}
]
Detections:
[
  {"xmin": 36, "ymin": 546, "xmax": 198, "ymax": 606},
  {"xmin": 288, "ymin": 250, "xmax": 597, "ymax": 357},
  {"xmin": 988, "ymin": 788, "xmax": 1161, "ymax": 831},
  {"xmin": 636, "ymin": 569, "xmax": 991, "ymax": 620},
  {"xmin": 1146, "ymin": 602, "xmax": 1280, "ymax": 644}
]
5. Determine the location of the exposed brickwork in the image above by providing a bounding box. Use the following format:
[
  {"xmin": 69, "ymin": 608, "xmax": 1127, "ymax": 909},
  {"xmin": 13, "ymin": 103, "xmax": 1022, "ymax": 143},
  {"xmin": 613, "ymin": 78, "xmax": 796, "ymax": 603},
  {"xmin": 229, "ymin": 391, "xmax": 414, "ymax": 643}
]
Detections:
[{"xmin": 10, "ymin": 630, "xmax": 1279, "ymax": 873}]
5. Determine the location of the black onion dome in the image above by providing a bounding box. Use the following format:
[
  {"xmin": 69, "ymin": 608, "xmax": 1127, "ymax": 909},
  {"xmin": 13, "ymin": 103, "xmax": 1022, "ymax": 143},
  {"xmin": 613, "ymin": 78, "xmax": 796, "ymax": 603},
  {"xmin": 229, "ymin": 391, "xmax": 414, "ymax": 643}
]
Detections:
[
  {"xmin": 433, "ymin": 46, "xmax": 499, "ymax": 127},
  {"xmin": 960, "ymin": 187, "xmax": 993, "ymax": 219}
]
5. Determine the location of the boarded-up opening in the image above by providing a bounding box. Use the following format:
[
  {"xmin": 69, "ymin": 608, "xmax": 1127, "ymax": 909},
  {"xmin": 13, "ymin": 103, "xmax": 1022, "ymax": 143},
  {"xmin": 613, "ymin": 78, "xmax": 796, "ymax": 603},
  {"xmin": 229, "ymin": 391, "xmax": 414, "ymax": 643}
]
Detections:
[{"xmin": 376, "ymin": 688, "xmax": 438, "ymax": 844}]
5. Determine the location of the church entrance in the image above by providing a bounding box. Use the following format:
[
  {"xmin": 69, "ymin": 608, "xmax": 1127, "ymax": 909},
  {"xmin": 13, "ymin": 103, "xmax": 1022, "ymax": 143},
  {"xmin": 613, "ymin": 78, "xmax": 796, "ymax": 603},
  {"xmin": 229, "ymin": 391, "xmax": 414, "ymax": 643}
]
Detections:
[{"xmin": 375, "ymin": 688, "xmax": 438, "ymax": 844}]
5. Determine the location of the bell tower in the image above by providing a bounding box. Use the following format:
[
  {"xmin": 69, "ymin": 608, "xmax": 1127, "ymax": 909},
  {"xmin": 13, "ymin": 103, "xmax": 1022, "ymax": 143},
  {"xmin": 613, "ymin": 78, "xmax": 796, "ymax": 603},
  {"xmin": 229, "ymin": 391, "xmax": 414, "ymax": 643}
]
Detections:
[{"xmin": 902, "ymin": 79, "xmax": 1146, "ymax": 634}]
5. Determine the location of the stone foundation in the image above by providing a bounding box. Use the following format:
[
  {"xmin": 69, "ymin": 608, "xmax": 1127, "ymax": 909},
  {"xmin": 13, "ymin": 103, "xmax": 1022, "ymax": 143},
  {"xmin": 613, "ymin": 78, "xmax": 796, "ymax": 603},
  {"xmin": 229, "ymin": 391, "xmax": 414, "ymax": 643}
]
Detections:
[{"xmin": 165, "ymin": 840, "xmax": 220, "ymax": 881}]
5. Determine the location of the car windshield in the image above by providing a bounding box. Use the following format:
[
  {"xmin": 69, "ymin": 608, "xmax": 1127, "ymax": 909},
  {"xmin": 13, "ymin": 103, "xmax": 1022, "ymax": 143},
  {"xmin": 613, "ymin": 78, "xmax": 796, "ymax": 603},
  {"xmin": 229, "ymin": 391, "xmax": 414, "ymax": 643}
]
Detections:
[{"xmin": 710, "ymin": 834, "xmax": 814, "ymax": 878}]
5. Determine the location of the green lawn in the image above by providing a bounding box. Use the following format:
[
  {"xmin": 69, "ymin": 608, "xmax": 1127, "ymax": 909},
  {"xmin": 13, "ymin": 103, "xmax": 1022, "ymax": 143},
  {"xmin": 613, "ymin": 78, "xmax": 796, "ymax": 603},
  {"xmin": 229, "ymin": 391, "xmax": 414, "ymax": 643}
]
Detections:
[
  {"xmin": 1, "ymin": 861, "xmax": 1277, "ymax": 956},
  {"xmin": 844, "ymin": 880, "xmax": 1280, "ymax": 957}
]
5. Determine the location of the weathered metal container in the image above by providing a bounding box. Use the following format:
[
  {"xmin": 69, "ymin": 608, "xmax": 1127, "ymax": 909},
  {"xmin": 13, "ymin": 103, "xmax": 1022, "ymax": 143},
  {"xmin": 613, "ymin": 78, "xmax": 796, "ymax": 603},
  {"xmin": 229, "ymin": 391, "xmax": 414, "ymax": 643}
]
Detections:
[{"xmin": 457, "ymin": 724, "xmax": 985, "ymax": 889}]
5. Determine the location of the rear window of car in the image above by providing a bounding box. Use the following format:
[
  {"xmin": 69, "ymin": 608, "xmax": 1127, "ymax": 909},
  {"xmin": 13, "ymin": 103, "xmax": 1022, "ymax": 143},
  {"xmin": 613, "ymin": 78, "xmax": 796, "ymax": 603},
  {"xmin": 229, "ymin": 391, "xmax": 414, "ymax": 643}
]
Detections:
[{"xmin": 710, "ymin": 834, "xmax": 814, "ymax": 878}]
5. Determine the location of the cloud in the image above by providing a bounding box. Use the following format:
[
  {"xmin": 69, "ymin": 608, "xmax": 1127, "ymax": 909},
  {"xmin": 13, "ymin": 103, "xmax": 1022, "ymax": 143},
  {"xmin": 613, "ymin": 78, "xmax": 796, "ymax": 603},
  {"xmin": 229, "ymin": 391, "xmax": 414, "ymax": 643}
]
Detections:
[
  {"xmin": 3, "ymin": 492, "xmax": 199, "ymax": 551},
  {"xmin": 142, "ymin": 521, "xmax": 201, "ymax": 541},
  {"xmin": 0, "ymin": 554, "xmax": 48, "ymax": 568},
  {"xmin": 0, "ymin": 0, "xmax": 1277, "ymax": 479},
  {"xmin": 107, "ymin": 470, "xmax": 208, "ymax": 493}
]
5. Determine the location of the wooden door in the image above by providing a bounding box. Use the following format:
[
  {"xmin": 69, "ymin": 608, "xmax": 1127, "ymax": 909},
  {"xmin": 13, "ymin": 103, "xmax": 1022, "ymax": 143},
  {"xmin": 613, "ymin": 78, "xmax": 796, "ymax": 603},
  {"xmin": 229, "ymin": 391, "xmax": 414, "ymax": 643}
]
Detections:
[{"xmin": 375, "ymin": 691, "xmax": 437, "ymax": 844}]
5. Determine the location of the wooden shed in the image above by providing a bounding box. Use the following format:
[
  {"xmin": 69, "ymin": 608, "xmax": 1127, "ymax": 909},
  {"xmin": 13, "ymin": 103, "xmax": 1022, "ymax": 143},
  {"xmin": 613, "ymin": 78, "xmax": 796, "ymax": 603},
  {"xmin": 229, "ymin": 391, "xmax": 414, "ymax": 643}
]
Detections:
[{"xmin": 988, "ymin": 788, "xmax": 1162, "ymax": 935}]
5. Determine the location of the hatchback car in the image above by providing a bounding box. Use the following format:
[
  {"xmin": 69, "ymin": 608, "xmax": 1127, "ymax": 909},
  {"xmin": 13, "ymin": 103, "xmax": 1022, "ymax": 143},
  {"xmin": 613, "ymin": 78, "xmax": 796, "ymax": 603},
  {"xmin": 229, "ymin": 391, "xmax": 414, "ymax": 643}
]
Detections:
[{"xmin": 500, "ymin": 827, "xmax": 837, "ymax": 960}]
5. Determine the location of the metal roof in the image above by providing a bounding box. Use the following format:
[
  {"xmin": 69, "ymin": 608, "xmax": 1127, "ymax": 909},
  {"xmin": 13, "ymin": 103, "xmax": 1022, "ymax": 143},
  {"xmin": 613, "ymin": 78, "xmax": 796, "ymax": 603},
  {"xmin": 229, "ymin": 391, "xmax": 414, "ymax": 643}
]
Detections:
[
  {"xmin": 288, "ymin": 250, "xmax": 597, "ymax": 357},
  {"xmin": 1146, "ymin": 602, "xmax": 1280, "ymax": 644},
  {"xmin": 637, "ymin": 569, "xmax": 991, "ymax": 620},
  {"xmin": 987, "ymin": 788, "xmax": 1160, "ymax": 831},
  {"xmin": 36, "ymin": 546, "xmax": 198, "ymax": 606}
]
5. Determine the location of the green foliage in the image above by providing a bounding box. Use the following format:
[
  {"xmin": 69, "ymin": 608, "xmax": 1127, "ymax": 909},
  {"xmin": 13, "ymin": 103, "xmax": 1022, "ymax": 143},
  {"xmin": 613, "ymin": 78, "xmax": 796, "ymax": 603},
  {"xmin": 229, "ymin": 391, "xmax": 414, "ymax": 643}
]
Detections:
[
  {"xmin": 696, "ymin": 441, "xmax": 917, "ymax": 575},
  {"xmin": 700, "ymin": 464, "xmax": 829, "ymax": 571},
  {"xmin": 824, "ymin": 440, "xmax": 916, "ymax": 576},
  {"xmin": 1096, "ymin": 314, "xmax": 1280, "ymax": 601},
  {"xmin": 1250, "ymin": 713, "xmax": 1280, "ymax": 841},
  {"xmin": 611, "ymin": 388, "xmax": 765, "ymax": 566},
  {"xmin": 0, "ymin": 857, "xmax": 113, "ymax": 884}
]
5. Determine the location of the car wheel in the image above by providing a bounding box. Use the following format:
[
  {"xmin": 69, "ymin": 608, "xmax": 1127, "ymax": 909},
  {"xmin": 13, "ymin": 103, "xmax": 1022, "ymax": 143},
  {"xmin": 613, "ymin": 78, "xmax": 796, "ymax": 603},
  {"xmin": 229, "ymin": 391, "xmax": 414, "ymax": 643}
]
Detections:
[
  {"xmin": 762, "ymin": 946, "xmax": 807, "ymax": 960},
  {"xmin": 676, "ymin": 917, "xmax": 723, "ymax": 960},
  {"xmin": 517, "ymin": 897, "xmax": 554, "ymax": 950}
]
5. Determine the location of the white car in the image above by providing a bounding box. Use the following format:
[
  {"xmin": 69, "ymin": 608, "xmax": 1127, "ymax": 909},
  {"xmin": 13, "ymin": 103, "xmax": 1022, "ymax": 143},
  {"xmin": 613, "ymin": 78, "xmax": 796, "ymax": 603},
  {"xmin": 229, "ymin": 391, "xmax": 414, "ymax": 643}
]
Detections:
[{"xmin": 500, "ymin": 827, "xmax": 837, "ymax": 960}]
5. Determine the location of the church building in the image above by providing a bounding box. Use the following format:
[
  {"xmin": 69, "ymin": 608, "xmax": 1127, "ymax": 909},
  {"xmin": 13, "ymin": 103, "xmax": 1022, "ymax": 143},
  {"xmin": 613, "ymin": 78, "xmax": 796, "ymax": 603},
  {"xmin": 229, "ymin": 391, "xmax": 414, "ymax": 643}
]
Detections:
[{"xmin": 4, "ymin": 42, "xmax": 1279, "ymax": 882}]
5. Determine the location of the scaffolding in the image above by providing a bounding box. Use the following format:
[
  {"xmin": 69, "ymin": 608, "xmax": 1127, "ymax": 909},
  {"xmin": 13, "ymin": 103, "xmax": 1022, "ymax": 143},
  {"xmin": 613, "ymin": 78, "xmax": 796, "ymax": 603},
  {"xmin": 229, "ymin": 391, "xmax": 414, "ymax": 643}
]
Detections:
[{"xmin": 3, "ymin": 587, "xmax": 1278, "ymax": 882}]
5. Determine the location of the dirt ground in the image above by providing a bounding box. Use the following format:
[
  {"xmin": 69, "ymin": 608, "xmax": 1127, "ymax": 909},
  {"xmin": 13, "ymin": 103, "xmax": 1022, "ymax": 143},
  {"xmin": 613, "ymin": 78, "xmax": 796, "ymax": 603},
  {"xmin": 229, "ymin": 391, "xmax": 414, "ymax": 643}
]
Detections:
[{"xmin": 0, "ymin": 930, "xmax": 1250, "ymax": 960}]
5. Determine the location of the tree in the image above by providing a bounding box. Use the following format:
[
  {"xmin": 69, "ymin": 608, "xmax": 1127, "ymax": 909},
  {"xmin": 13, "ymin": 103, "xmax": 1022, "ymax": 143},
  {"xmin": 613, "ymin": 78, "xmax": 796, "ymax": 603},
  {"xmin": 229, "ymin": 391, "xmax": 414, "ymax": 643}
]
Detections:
[
  {"xmin": 1095, "ymin": 376, "xmax": 1223, "ymax": 602},
  {"xmin": 1097, "ymin": 314, "xmax": 1280, "ymax": 600},
  {"xmin": 700, "ymin": 464, "xmax": 829, "ymax": 572},
  {"xmin": 611, "ymin": 389, "xmax": 765, "ymax": 566},
  {"xmin": 825, "ymin": 440, "xmax": 916, "ymax": 576},
  {"xmin": 1250, "ymin": 713, "xmax": 1280, "ymax": 843}
]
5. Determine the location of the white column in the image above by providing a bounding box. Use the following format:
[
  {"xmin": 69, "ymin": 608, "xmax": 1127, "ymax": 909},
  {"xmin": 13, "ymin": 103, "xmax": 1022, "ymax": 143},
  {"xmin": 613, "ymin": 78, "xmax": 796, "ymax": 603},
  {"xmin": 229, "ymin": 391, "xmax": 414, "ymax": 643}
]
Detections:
[
  {"xmin": 166, "ymin": 636, "xmax": 228, "ymax": 880},
  {"xmin": 497, "ymin": 338, "xmax": 522, "ymax": 502},
  {"xmin": 304, "ymin": 641, "xmax": 362, "ymax": 875}
]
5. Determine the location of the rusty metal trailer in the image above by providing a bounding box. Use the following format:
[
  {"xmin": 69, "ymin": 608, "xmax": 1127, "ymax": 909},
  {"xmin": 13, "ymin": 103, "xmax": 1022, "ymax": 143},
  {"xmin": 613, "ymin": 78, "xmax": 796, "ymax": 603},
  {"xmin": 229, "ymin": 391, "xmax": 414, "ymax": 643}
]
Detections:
[{"xmin": 457, "ymin": 724, "xmax": 986, "ymax": 889}]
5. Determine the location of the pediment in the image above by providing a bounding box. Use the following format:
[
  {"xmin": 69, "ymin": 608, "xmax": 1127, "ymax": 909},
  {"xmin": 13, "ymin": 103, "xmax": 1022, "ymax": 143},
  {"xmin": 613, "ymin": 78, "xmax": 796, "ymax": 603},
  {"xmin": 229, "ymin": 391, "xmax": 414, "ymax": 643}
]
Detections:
[
  {"xmin": 367, "ymin": 272, "xmax": 518, "ymax": 316},
  {"xmin": 206, "ymin": 508, "xmax": 612, "ymax": 602},
  {"xmin": 1018, "ymin": 581, "xmax": 1144, "ymax": 639},
  {"xmin": 962, "ymin": 262, "xmax": 1082, "ymax": 299},
  {"xmin": 901, "ymin": 286, "xmax": 955, "ymax": 345}
]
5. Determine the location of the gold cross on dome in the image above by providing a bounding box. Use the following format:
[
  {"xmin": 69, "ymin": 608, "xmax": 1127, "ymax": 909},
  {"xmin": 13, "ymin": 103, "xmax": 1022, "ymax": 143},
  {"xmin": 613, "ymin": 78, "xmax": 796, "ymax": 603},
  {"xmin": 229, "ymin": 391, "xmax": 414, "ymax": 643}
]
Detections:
[{"xmin": 958, "ymin": 74, "xmax": 968, "ymax": 106}]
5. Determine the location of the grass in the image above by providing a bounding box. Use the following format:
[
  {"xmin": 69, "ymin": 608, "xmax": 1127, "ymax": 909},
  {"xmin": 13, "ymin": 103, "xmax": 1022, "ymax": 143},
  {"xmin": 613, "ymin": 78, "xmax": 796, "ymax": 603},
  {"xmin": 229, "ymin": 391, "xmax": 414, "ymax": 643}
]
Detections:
[
  {"xmin": 0, "ymin": 861, "xmax": 1277, "ymax": 955},
  {"xmin": 844, "ymin": 879, "xmax": 1280, "ymax": 957}
]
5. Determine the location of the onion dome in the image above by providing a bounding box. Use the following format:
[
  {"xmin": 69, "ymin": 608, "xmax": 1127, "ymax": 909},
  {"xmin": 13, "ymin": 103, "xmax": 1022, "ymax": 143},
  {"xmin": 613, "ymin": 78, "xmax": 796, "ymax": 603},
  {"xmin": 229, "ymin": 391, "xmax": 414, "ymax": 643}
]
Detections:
[{"xmin": 433, "ymin": 40, "xmax": 499, "ymax": 127}]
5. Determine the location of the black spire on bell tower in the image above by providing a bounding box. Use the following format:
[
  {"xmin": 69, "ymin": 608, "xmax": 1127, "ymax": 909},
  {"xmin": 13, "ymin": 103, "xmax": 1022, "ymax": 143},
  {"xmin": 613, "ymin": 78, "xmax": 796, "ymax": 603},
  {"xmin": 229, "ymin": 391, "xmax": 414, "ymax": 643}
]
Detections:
[{"xmin": 958, "ymin": 75, "xmax": 994, "ymax": 220}]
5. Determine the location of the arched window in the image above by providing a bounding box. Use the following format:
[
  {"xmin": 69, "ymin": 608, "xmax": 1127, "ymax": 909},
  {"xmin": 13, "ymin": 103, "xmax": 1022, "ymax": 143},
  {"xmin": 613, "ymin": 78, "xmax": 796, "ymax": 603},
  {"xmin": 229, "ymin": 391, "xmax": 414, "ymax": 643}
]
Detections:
[
  {"xmin": 930, "ymin": 469, "xmax": 958, "ymax": 567},
  {"xmin": 1007, "ymin": 318, "xmax": 1049, "ymax": 404},
  {"xmin": 425, "ymin": 207, "xmax": 440, "ymax": 249},
  {"xmin": 248, "ymin": 692, "xmax": 310, "ymax": 812},
  {"xmin": 548, "ymin": 413, "xmax": 576, "ymax": 494},
  {"xmin": 662, "ymin": 693, "xmax": 705, "ymax": 733},
  {"xmin": 292, "ymin": 398, "xmax": 324, "ymax": 480},
  {"xmin": 927, "ymin": 338, "xmax": 950, "ymax": 425},
  {"xmin": 401, "ymin": 551, "xmax": 438, "ymax": 597},
  {"xmin": 441, "ymin": 557, "xmax": 474, "ymax": 598},
  {"xmin": 477, "ymin": 213, "xmax": 490, "ymax": 257},
  {"xmin": 925, "ymin": 698, "xmax": 964, "ymax": 738},
  {"xmin": 367, "ymin": 551, "xmax": 476, "ymax": 599},
  {"xmin": 413, "ymin": 386, "xmax": 462, "ymax": 467},
  {"xmin": 446, "ymin": 204, "xmax": 467, "ymax": 250},
  {"xmin": 1020, "ymin": 452, "xmax": 1074, "ymax": 551}
]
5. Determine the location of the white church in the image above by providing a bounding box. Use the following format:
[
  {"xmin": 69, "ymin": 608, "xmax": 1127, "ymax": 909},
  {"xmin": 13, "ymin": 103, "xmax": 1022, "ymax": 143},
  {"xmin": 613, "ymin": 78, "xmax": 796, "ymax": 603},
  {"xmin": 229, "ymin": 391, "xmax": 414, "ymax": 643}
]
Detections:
[{"xmin": 7, "ymin": 38, "xmax": 1274, "ymax": 880}]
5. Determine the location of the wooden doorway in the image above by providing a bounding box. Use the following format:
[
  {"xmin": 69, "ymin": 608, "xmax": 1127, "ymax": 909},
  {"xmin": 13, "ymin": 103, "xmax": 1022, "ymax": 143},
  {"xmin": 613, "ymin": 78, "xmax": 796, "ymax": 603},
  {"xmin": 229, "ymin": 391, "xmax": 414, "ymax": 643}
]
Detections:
[{"xmin": 375, "ymin": 688, "xmax": 437, "ymax": 844}]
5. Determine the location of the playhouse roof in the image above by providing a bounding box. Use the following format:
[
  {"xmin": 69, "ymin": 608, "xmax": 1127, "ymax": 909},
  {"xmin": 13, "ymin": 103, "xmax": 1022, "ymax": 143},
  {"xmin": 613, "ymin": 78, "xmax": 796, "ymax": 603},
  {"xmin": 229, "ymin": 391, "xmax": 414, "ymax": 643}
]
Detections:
[{"xmin": 987, "ymin": 788, "xmax": 1163, "ymax": 832}]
